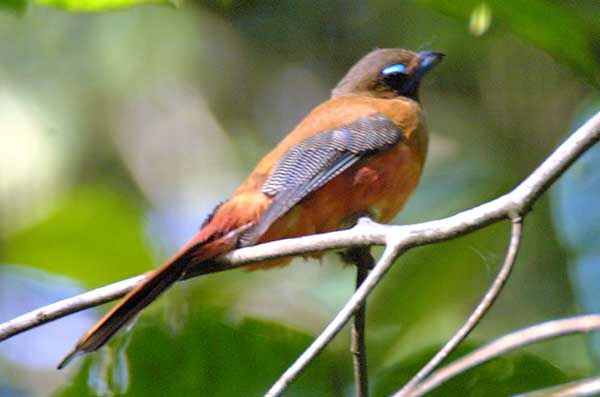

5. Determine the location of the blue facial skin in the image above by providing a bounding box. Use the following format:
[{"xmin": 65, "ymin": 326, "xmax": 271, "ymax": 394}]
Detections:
[
  {"xmin": 380, "ymin": 52, "xmax": 444, "ymax": 99},
  {"xmin": 380, "ymin": 63, "xmax": 412, "ymax": 97},
  {"xmin": 381, "ymin": 63, "xmax": 407, "ymax": 76}
]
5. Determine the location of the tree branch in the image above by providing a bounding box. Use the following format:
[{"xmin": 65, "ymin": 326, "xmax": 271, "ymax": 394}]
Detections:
[
  {"xmin": 264, "ymin": 110, "xmax": 600, "ymax": 396},
  {"xmin": 0, "ymin": 110, "xmax": 598, "ymax": 395},
  {"xmin": 265, "ymin": 241, "xmax": 404, "ymax": 397},
  {"xmin": 395, "ymin": 216, "xmax": 523, "ymax": 397},
  {"xmin": 0, "ymin": 275, "xmax": 145, "ymax": 343},
  {"xmin": 352, "ymin": 265, "xmax": 369, "ymax": 397},
  {"xmin": 402, "ymin": 315, "xmax": 600, "ymax": 397},
  {"xmin": 515, "ymin": 375, "xmax": 600, "ymax": 397},
  {"xmin": 342, "ymin": 247, "xmax": 374, "ymax": 397}
]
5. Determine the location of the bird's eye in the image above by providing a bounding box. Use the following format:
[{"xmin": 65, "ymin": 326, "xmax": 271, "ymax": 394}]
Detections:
[
  {"xmin": 381, "ymin": 63, "xmax": 407, "ymax": 77},
  {"xmin": 380, "ymin": 63, "xmax": 410, "ymax": 94}
]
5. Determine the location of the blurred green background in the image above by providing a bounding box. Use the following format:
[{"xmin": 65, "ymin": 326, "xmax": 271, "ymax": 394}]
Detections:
[{"xmin": 1, "ymin": 0, "xmax": 600, "ymax": 396}]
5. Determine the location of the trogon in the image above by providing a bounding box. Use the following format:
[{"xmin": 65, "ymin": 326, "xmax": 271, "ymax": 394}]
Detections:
[{"xmin": 59, "ymin": 48, "xmax": 444, "ymax": 368}]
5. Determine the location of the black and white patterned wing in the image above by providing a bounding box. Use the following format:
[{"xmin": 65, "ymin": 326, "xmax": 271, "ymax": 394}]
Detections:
[{"xmin": 239, "ymin": 113, "xmax": 404, "ymax": 246}]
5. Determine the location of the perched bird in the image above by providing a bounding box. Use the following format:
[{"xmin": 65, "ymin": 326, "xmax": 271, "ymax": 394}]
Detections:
[{"xmin": 59, "ymin": 48, "xmax": 443, "ymax": 369}]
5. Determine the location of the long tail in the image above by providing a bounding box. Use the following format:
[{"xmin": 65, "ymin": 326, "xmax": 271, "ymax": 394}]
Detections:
[{"xmin": 58, "ymin": 230, "xmax": 239, "ymax": 369}]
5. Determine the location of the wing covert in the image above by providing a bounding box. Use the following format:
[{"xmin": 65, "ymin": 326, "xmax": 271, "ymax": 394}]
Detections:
[{"xmin": 239, "ymin": 113, "xmax": 404, "ymax": 246}]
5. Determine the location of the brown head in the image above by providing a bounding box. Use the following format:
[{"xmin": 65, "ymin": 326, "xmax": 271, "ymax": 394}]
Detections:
[{"xmin": 332, "ymin": 48, "xmax": 444, "ymax": 101}]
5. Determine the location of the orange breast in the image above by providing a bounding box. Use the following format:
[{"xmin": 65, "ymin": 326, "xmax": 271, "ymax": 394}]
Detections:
[
  {"xmin": 258, "ymin": 130, "xmax": 425, "ymax": 236},
  {"xmin": 205, "ymin": 96, "xmax": 427, "ymax": 269}
]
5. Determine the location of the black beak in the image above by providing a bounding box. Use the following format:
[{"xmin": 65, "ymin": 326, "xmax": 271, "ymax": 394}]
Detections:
[
  {"xmin": 416, "ymin": 51, "xmax": 445, "ymax": 76},
  {"xmin": 398, "ymin": 51, "xmax": 444, "ymax": 100}
]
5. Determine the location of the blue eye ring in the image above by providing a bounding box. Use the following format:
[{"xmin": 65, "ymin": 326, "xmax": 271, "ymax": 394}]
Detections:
[{"xmin": 381, "ymin": 63, "xmax": 407, "ymax": 76}]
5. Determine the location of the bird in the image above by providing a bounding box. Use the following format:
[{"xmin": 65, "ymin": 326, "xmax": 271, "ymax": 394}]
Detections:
[{"xmin": 58, "ymin": 48, "xmax": 444, "ymax": 369}]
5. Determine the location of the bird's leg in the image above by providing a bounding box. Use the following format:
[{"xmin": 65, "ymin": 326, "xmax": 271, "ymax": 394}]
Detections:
[{"xmin": 340, "ymin": 245, "xmax": 373, "ymax": 397}]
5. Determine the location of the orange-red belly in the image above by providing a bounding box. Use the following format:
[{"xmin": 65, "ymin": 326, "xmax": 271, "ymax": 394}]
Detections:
[
  {"xmin": 202, "ymin": 96, "xmax": 428, "ymax": 270},
  {"xmin": 252, "ymin": 138, "xmax": 425, "ymax": 269}
]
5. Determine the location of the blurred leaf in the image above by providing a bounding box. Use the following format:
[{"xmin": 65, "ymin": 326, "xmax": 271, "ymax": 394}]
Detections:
[
  {"xmin": 34, "ymin": 0, "xmax": 173, "ymax": 12},
  {"xmin": 0, "ymin": 265, "xmax": 96, "ymax": 369},
  {"xmin": 0, "ymin": 0, "xmax": 27, "ymax": 14},
  {"xmin": 469, "ymin": 3, "xmax": 491, "ymax": 37},
  {"xmin": 551, "ymin": 102, "xmax": 600, "ymax": 254},
  {"xmin": 55, "ymin": 307, "xmax": 347, "ymax": 397},
  {"xmin": 0, "ymin": 384, "xmax": 29, "ymax": 397},
  {"xmin": 551, "ymin": 100, "xmax": 600, "ymax": 365},
  {"xmin": 367, "ymin": 223, "xmax": 509, "ymax": 367},
  {"xmin": 568, "ymin": 253, "xmax": 600, "ymax": 367},
  {"xmin": 2, "ymin": 185, "xmax": 154, "ymax": 286},
  {"xmin": 372, "ymin": 343, "xmax": 569, "ymax": 397},
  {"xmin": 417, "ymin": 0, "xmax": 600, "ymax": 85}
]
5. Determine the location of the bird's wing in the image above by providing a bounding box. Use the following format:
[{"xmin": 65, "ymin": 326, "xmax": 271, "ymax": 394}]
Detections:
[{"xmin": 239, "ymin": 113, "xmax": 404, "ymax": 246}]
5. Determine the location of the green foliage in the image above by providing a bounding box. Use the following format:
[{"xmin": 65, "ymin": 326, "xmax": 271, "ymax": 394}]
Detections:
[
  {"xmin": 1, "ymin": 0, "xmax": 598, "ymax": 395},
  {"xmin": 0, "ymin": 0, "xmax": 27, "ymax": 14},
  {"xmin": 55, "ymin": 307, "xmax": 347, "ymax": 397},
  {"xmin": 417, "ymin": 0, "xmax": 600, "ymax": 85},
  {"xmin": 372, "ymin": 343, "xmax": 569, "ymax": 397},
  {"xmin": 2, "ymin": 185, "xmax": 154, "ymax": 286},
  {"xmin": 367, "ymin": 223, "xmax": 508, "ymax": 368},
  {"xmin": 53, "ymin": 309, "xmax": 570, "ymax": 397},
  {"xmin": 551, "ymin": 100, "xmax": 600, "ymax": 365},
  {"xmin": 34, "ymin": 0, "xmax": 174, "ymax": 12}
]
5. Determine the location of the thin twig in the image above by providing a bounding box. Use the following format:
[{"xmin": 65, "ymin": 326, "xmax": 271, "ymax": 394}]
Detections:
[
  {"xmin": 2, "ymin": 110, "xmax": 599, "ymax": 345},
  {"xmin": 0, "ymin": 111, "xmax": 598, "ymax": 394},
  {"xmin": 514, "ymin": 375, "xmax": 600, "ymax": 397},
  {"xmin": 352, "ymin": 264, "xmax": 370, "ymax": 397},
  {"xmin": 394, "ymin": 217, "xmax": 524, "ymax": 397},
  {"xmin": 0, "ymin": 226, "xmax": 387, "ymax": 343},
  {"xmin": 345, "ymin": 247, "xmax": 374, "ymax": 397},
  {"xmin": 263, "ymin": 111, "xmax": 600, "ymax": 396},
  {"xmin": 0, "ymin": 275, "xmax": 145, "ymax": 342},
  {"xmin": 402, "ymin": 315, "xmax": 600, "ymax": 397},
  {"xmin": 265, "ymin": 243, "xmax": 403, "ymax": 397}
]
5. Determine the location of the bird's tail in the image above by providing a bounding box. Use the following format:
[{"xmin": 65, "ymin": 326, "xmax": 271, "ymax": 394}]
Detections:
[{"xmin": 58, "ymin": 228, "xmax": 240, "ymax": 369}]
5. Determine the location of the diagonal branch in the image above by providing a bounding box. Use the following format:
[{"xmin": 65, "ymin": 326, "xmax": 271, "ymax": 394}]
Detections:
[
  {"xmin": 514, "ymin": 375, "xmax": 600, "ymax": 397},
  {"xmin": 402, "ymin": 315, "xmax": 600, "ymax": 397},
  {"xmin": 0, "ymin": 228, "xmax": 387, "ymax": 343},
  {"xmin": 394, "ymin": 216, "xmax": 524, "ymax": 397},
  {"xmin": 0, "ymin": 111, "xmax": 598, "ymax": 394},
  {"xmin": 265, "ymin": 241, "xmax": 404, "ymax": 397},
  {"xmin": 263, "ymin": 110, "xmax": 600, "ymax": 396},
  {"xmin": 0, "ymin": 275, "xmax": 145, "ymax": 343}
]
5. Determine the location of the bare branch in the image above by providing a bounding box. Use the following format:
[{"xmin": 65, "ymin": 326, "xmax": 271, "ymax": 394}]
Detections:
[
  {"xmin": 514, "ymin": 376, "xmax": 600, "ymax": 397},
  {"xmin": 0, "ymin": 225, "xmax": 389, "ymax": 343},
  {"xmin": 0, "ymin": 110, "xmax": 598, "ymax": 395},
  {"xmin": 263, "ymin": 111, "xmax": 600, "ymax": 396},
  {"xmin": 403, "ymin": 315, "xmax": 600, "ymax": 397},
  {"xmin": 0, "ymin": 275, "xmax": 145, "ymax": 342},
  {"xmin": 343, "ymin": 247, "xmax": 374, "ymax": 397},
  {"xmin": 395, "ymin": 217, "xmax": 524, "ymax": 397},
  {"xmin": 265, "ymin": 242, "xmax": 403, "ymax": 397},
  {"xmin": 352, "ymin": 269, "xmax": 369, "ymax": 397}
]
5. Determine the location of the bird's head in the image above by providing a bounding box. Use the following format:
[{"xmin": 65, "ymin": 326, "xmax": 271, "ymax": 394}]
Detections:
[{"xmin": 332, "ymin": 48, "xmax": 444, "ymax": 101}]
